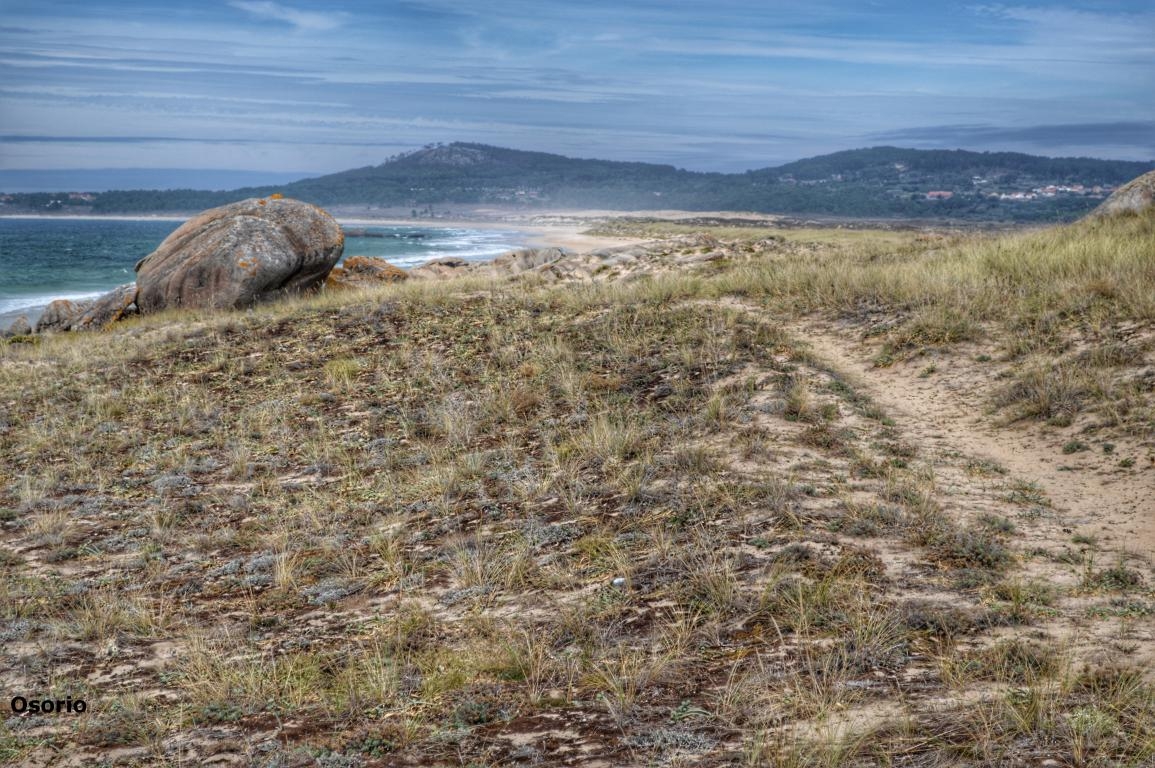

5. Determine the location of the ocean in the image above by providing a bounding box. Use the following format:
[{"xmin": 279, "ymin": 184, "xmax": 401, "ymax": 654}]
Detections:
[{"xmin": 0, "ymin": 217, "xmax": 526, "ymax": 330}]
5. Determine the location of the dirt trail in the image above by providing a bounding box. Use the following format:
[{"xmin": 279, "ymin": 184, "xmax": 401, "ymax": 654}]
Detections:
[{"xmin": 790, "ymin": 319, "xmax": 1154, "ymax": 564}]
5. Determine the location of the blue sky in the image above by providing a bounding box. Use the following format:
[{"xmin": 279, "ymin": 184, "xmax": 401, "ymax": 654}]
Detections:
[{"xmin": 1, "ymin": 0, "xmax": 1152, "ymax": 184}]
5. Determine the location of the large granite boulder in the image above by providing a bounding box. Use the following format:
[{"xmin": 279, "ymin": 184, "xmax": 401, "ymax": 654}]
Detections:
[
  {"xmin": 325, "ymin": 255, "xmax": 409, "ymax": 290},
  {"xmin": 135, "ymin": 197, "xmax": 344, "ymax": 311},
  {"xmin": 36, "ymin": 298, "xmax": 93, "ymax": 333},
  {"xmin": 1090, "ymin": 170, "xmax": 1155, "ymax": 218}
]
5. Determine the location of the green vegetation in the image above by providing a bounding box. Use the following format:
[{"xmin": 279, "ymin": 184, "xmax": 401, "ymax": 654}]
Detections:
[
  {"xmin": 4, "ymin": 143, "xmax": 1151, "ymax": 220},
  {"xmin": 2, "ymin": 208, "xmax": 1153, "ymax": 765}
]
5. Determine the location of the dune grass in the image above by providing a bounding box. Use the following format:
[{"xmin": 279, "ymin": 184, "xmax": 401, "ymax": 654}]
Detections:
[{"xmin": 1, "ymin": 212, "xmax": 1153, "ymax": 766}]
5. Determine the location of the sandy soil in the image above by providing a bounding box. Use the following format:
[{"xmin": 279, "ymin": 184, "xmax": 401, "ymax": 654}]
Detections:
[
  {"xmin": 792, "ymin": 321, "xmax": 1155, "ymax": 564},
  {"xmin": 783, "ymin": 318, "xmax": 1155, "ymax": 679},
  {"xmin": 4, "ymin": 231, "xmax": 1153, "ymax": 765}
]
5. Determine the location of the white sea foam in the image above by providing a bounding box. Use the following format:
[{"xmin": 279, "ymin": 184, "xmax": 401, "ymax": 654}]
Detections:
[
  {"xmin": 0, "ymin": 291, "xmax": 106, "ymax": 316},
  {"xmin": 1, "ymin": 221, "xmax": 527, "ymax": 330},
  {"xmin": 382, "ymin": 246, "xmax": 516, "ymax": 268},
  {"xmin": 342, "ymin": 224, "xmax": 522, "ymax": 268},
  {"xmin": 0, "ymin": 291, "xmax": 112, "ymax": 330}
]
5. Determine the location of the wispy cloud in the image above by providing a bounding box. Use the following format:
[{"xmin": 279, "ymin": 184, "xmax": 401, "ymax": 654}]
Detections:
[
  {"xmin": 0, "ymin": 135, "xmax": 389, "ymax": 146},
  {"xmin": 0, "ymin": 85, "xmax": 346, "ymax": 109},
  {"xmin": 463, "ymin": 88, "xmax": 636, "ymax": 104},
  {"xmin": 229, "ymin": 1, "xmax": 346, "ymax": 32},
  {"xmin": 869, "ymin": 122, "xmax": 1155, "ymax": 156},
  {"xmin": 1, "ymin": 0, "xmax": 1151, "ymax": 173}
]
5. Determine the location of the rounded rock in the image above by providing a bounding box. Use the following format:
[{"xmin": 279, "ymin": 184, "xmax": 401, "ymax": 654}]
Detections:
[
  {"xmin": 36, "ymin": 299, "xmax": 92, "ymax": 333},
  {"xmin": 1090, "ymin": 170, "xmax": 1155, "ymax": 218},
  {"xmin": 75, "ymin": 283, "xmax": 138, "ymax": 330},
  {"xmin": 325, "ymin": 255, "xmax": 409, "ymax": 290},
  {"xmin": 4, "ymin": 315, "xmax": 32, "ymax": 337},
  {"xmin": 135, "ymin": 197, "xmax": 344, "ymax": 312}
]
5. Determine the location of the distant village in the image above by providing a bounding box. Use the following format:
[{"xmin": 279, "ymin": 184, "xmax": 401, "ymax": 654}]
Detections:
[
  {"xmin": 0, "ymin": 191, "xmax": 96, "ymax": 210},
  {"xmin": 1, "ymin": 145, "xmax": 1141, "ymax": 224},
  {"xmin": 922, "ymin": 184, "xmax": 1114, "ymax": 202},
  {"xmin": 775, "ymin": 160, "xmax": 1118, "ymax": 205},
  {"xmin": 935, "ymin": 172, "xmax": 1115, "ymax": 202},
  {"xmin": 0, "ymin": 177, "xmax": 1119, "ymax": 214}
]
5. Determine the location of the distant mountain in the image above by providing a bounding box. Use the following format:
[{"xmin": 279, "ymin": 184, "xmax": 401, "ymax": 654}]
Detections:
[
  {"xmin": 4, "ymin": 143, "xmax": 1152, "ymax": 222},
  {"xmin": 273, "ymin": 143, "xmax": 722, "ymax": 210},
  {"xmin": 766, "ymin": 147, "xmax": 1148, "ymax": 183}
]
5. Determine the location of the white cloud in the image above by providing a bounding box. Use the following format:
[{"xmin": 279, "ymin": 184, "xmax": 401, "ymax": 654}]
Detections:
[{"xmin": 229, "ymin": 1, "xmax": 346, "ymax": 32}]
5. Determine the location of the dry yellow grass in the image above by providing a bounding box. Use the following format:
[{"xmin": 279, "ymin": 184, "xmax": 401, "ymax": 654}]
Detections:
[{"xmin": 1, "ymin": 211, "xmax": 1152, "ymax": 766}]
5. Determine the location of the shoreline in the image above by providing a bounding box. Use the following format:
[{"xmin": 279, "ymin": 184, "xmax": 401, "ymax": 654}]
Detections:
[
  {"xmin": 0, "ymin": 206, "xmax": 1032, "ymax": 232},
  {"xmin": 336, "ymin": 216, "xmax": 638, "ymax": 253},
  {"xmin": 0, "ymin": 211, "xmax": 641, "ymax": 250},
  {"xmin": 0, "ymin": 216, "xmax": 642, "ymax": 331}
]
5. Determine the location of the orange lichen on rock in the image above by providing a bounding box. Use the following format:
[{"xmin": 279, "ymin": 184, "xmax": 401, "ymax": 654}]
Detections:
[
  {"xmin": 135, "ymin": 197, "xmax": 344, "ymax": 311},
  {"xmin": 326, "ymin": 256, "xmax": 409, "ymax": 290},
  {"xmin": 35, "ymin": 299, "xmax": 90, "ymax": 332}
]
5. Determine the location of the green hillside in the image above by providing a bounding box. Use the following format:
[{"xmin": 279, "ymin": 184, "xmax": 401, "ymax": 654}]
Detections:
[{"xmin": 5, "ymin": 143, "xmax": 1152, "ymax": 222}]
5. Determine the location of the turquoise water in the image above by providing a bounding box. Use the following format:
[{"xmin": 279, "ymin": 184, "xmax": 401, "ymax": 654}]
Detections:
[{"xmin": 0, "ymin": 217, "xmax": 524, "ymax": 328}]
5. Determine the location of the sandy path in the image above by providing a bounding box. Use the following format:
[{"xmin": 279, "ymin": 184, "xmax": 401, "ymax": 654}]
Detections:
[{"xmin": 791, "ymin": 320, "xmax": 1155, "ymax": 563}]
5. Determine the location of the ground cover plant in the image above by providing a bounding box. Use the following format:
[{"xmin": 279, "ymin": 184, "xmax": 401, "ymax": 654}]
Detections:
[{"xmin": 2, "ymin": 210, "xmax": 1153, "ymax": 766}]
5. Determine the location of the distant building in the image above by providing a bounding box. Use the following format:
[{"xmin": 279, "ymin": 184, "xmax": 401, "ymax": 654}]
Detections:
[{"xmin": 926, "ymin": 191, "xmax": 953, "ymax": 200}]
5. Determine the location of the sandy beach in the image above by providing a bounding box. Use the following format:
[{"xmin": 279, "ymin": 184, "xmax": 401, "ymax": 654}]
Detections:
[
  {"xmin": 336, "ymin": 215, "xmax": 637, "ymax": 253},
  {"xmin": 0, "ymin": 210, "xmax": 644, "ymax": 252}
]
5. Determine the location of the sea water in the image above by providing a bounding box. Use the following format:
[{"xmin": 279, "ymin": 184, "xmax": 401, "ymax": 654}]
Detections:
[{"xmin": 0, "ymin": 217, "xmax": 525, "ymax": 329}]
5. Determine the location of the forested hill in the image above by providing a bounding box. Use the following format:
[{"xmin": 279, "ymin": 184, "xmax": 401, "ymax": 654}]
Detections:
[
  {"xmin": 765, "ymin": 146, "xmax": 1149, "ymax": 182},
  {"xmin": 6, "ymin": 143, "xmax": 1153, "ymax": 222}
]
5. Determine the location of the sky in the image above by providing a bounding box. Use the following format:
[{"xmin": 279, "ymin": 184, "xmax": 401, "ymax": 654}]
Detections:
[{"xmin": 0, "ymin": 0, "xmax": 1152, "ymax": 188}]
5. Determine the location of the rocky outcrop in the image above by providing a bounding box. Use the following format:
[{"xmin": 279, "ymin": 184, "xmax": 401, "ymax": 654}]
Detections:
[
  {"xmin": 485, "ymin": 247, "xmax": 567, "ymax": 277},
  {"xmin": 3, "ymin": 316, "xmax": 32, "ymax": 337},
  {"xmin": 407, "ymin": 248, "xmax": 570, "ymax": 281},
  {"xmin": 403, "ymin": 234, "xmax": 766, "ymax": 285},
  {"xmin": 36, "ymin": 298, "xmax": 93, "ymax": 333},
  {"xmin": 74, "ymin": 283, "xmax": 138, "ymax": 330},
  {"xmin": 408, "ymin": 257, "xmax": 473, "ymax": 280},
  {"xmin": 1090, "ymin": 170, "xmax": 1155, "ymax": 218},
  {"xmin": 135, "ymin": 197, "xmax": 344, "ymax": 312},
  {"xmin": 325, "ymin": 256, "xmax": 409, "ymax": 290}
]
